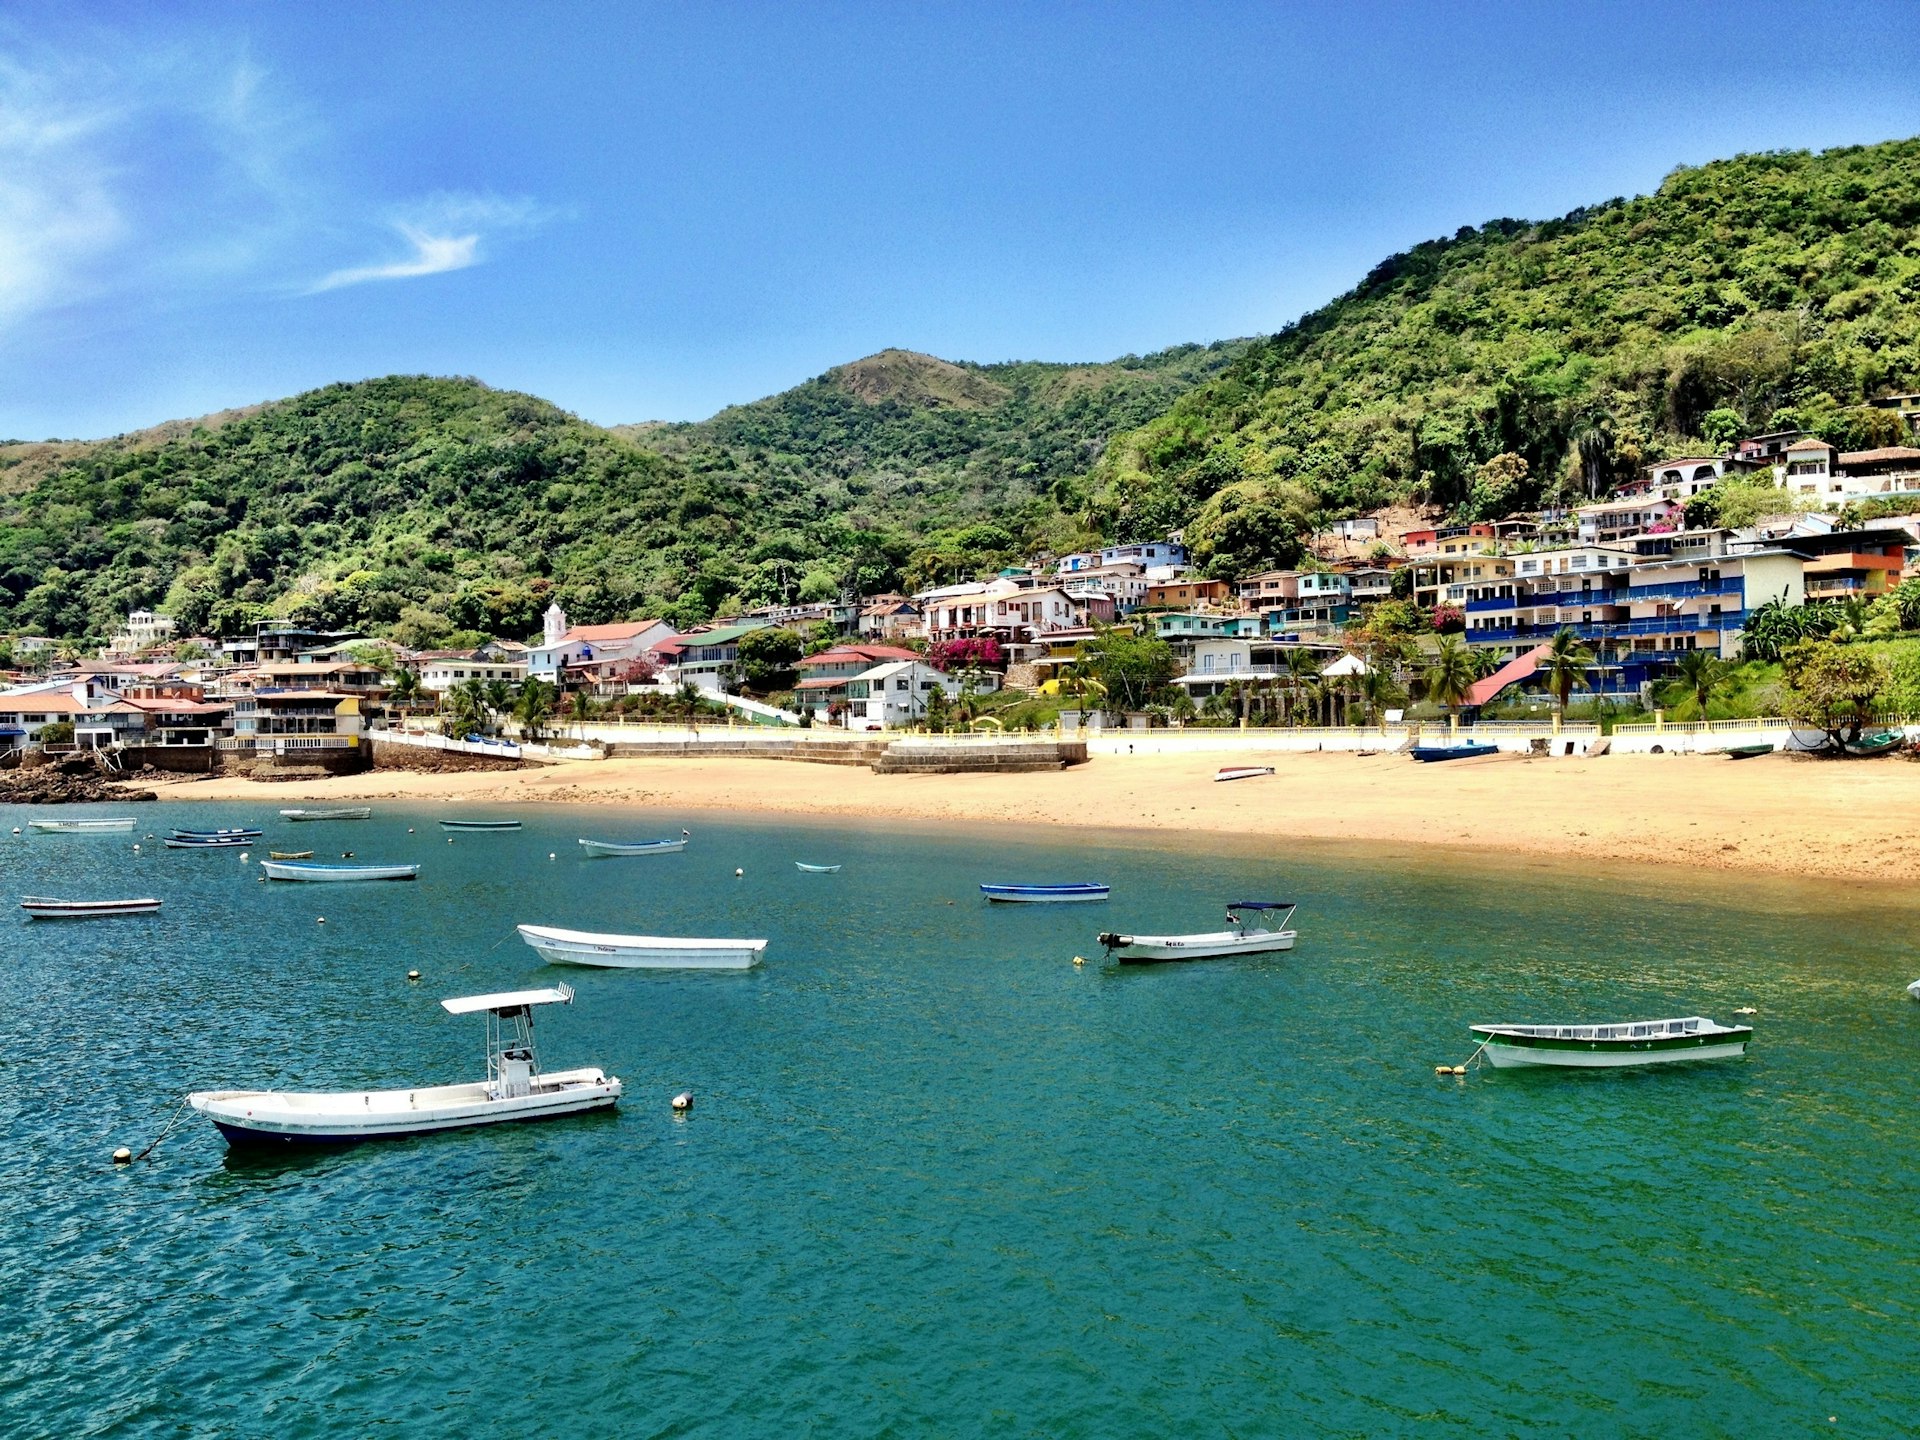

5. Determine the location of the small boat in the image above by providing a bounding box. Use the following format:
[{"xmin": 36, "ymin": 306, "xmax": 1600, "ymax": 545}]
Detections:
[
  {"xmin": 1409, "ymin": 743, "xmax": 1500, "ymax": 762},
  {"xmin": 1722, "ymin": 743, "xmax": 1774, "ymax": 760},
  {"xmin": 795, "ymin": 862, "xmax": 841, "ymax": 873},
  {"xmin": 280, "ymin": 807, "xmax": 373, "ymax": 822},
  {"xmin": 260, "ymin": 860, "xmax": 420, "ymax": 882},
  {"xmin": 21, "ymin": 896, "xmax": 162, "ymax": 919},
  {"xmin": 170, "ymin": 827, "xmax": 264, "ymax": 840},
  {"xmin": 163, "ymin": 833, "xmax": 258, "ymax": 849},
  {"xmin": 1215, "ymin": 765, "xmax": 1274, "ymax": 782},
  {"xmin": 1467, "ymin": 1015, "xmax": 1752, "ymax": 1069},
  {"xmin": 1908, "ymin": 978, "xmax": 1920, "ymax": 1001},
  {"xmin": 577, "ymin": 837, "xmax": 687, "ymax": 858},
  {"xmin": 1099, "ymin": 901, "xmax": 1298, "ymax": 963},
  {"xmin": 980, "ymin": 882, "xmax": 1110, "ymax": 904},
  {"xmin": 516, "ymin": 923, "xmax": 766, "ymax": 971},
  {"xmin": 439, "ymin": 819, "xmax": 524, "ymax": 832},
  {"xmin": 188, "ymin": 983, "xmax": 620, "ymax": 1147},
  {"xmin": 25, "ymin": 818, "xmax": 137, "ymax": 834},
  {"xmin": 268, "ymin": 850, "xmax": 315, "ymax": 861},
  {"xmin": 1846, "ymin": 729, "xmax": 1905, "ymax": 757}
]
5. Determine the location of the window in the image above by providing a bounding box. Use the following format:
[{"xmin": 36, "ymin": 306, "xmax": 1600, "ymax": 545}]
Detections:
[{"xmin": 895, "ymin": 677, "xmax": 909, "ymax": 691}]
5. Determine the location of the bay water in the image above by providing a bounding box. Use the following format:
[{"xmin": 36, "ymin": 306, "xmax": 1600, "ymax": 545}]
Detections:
[{"xmin": 2, "ymin": 802, "xmax": 1917, "ymax": 1436}]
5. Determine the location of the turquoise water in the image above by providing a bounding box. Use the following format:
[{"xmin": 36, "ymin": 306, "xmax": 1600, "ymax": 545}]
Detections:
[{"xmin": 3, "ymin": 803, "xmax": 1918, "ymax": 1437}]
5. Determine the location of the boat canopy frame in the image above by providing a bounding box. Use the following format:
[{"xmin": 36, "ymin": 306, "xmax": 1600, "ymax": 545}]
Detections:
[{"xmin": 442, "ymin": 984, "xmax": 574, "ymax": 1089}]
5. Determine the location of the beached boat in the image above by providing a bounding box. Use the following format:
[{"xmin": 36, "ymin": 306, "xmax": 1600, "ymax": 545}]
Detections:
[
  {"xmin": 1215, "ymin": 766, "xmax": 1274, "ymax": 782},
  {"xmin": 1409, "ymin": 743, "xmax": 1500, "ymax": 763},
  {"xmin": 439, "ymin": 819, "xmax": 524, "ymax": 832},
  {"xmin": 163, "ymin": 833, "xmax": 258, "ymax": 849},
  {"xmin": 268, "ymin": 850, "xmax": 315, "ymax": 860},
  {"xmin": 260, "ymin": 860, "xmax": 420, "ymax": 882},
  {"xmin": 1098, "ymin": 901, "xmax": 1298, "ymax": 963},
  {"xmin": 980, "ymin": 882, "xmax": 1110, "ymax": 904},
  {"xmin": 1468, "ymin": 1015, "xmax": 1752, "ymax": 1069},
  {"xmin": 795, "ymin": 862, "xmax": 841, "ymax": 873},
  {"xmin": 1846, "ymin": 729, "xmax": 1905, "ymax": 757},
  {"xmin": 25, "ymin": 818, "xmax": 136, "ymax": 834},
  {"xmin": 1722, "ymin": 743, "xmax": 1773, "ymax": 759},
  {"xmin": 280, "ymin": 807, "xmax": 373, "ymax": 821},
  {"xmin": 577, "ymin": 837, "xmax": 687, "ymax": 857},
  {"xmin": 188, "ymin": 983, "xmax": 619, "ymax": 1147},
  {"xmin": 516, "ymin": 923, "xmax": 766, "ymax": 970},
  {"xmin": 20, "ymin": 896, "xmax": 161, "ymax": 919}
]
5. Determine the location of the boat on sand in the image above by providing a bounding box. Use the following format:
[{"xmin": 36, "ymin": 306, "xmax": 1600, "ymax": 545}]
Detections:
[
  {"xmin": 1409, "ymin": 743, "xmax": 1500, "ymax": 762},
  {"xmin": 1467, "ymin": 1016, "xmax": 1752, "ymax": 1069},
  {"xmin": 1215, "ymin": 766, "xmax": 1274, "ymax": 782},
  {"xmin": 517, "ymin": 923, "xmax": 766, "ymax": 971},
  {"xmin": 188, "ymin": 984, "xmax": 619, "ymax": 1147},
  {"xmin": 1099, "ymin": 901, "xmax": 1298, "ymax": 963}
]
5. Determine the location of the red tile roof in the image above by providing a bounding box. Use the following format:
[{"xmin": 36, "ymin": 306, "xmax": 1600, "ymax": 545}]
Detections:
[
  {"xmin": 798, "ymin": 644, "xmax": 921, "ymax": 669},
  {"xmin": 560, "ymin": 621, "xmax": 661, "ymax": 645}
]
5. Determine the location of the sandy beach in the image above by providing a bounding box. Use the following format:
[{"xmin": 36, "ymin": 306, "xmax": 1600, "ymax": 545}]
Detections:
[{"xmin": 146, "ymin": 749, "xmax": 1920, "ymax": 886}]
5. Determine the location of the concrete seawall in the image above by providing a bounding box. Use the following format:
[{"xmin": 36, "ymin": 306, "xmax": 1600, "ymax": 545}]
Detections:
[{"xmin": 599, "ymin": 736, "xmax": 1086, "ymax": 773}]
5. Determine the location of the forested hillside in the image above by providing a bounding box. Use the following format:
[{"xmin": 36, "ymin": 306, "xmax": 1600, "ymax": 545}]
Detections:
[
  {"xmin": 3, "ymin": 137, "xmax": 1917, "ymax": 644},
  {"xmin": 1096, "ymin": 137, "xmax": 1920, "ymax": 575}
]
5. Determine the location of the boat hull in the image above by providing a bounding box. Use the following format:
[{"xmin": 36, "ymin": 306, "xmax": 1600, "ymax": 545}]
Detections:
[
  {"xmin": 517, "ymin": 924, "xmax": 765, "ymax": 970},
  {"xmin": 1215, "ymin": 767, "xmax": 1274, "ymax": 782},
  {"xmin": 1111, "ymin": 930, "xmax": 1296, "ymax": 963},
  {"xmin": 980, "ymin": 884, "xmax": 1109, "ymax": 904},
  {"xmin": 260, "ymin": 861, "xmax": 419, "ymax": 882},
  {"xmin": 190, "ymin": 1070, "xmax": 620, "ymax": 1146},
  {"xmin": 21, "ymin": 898, "xmax": 161, "ymax": 918},
  {"xmin": 1471, "ymin": 1022, "xmax": 1752, "ymax": 1069},
  {"xmin": 164, "ymin": 837, "xmax": 255, "ymax": 848},
  {"xmin": 26, "ymin": 819, "xmax": 136, "ymax": 833},
  {"xmin": 440, "ymin": 820, "xmax": 523, "ymax": 831},
  {"xmin": 577, "ymin": 838, "xmax": 687, "ymax": 857},
  {"xmin": 1410, "ymin": 745, "xmax": 1500, "ymax": 762}
]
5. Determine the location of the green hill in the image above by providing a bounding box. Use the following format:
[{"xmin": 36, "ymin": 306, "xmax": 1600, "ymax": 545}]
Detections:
[
  {"xmin": 1094, "ymin": 137, "xmax": 1920, "ymax": 575},
  {"xmin": 4, "ymin": 136, "xmax": 1918, "ymax": 646}
]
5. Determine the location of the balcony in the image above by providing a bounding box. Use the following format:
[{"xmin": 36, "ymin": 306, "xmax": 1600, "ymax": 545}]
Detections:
[{"xmin": 1623, "ymin": 578, "xmax": 1744, "ymax": 601}]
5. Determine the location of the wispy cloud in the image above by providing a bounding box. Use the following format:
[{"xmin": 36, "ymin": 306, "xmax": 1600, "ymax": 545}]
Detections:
[{"xmin": 306, "ymin": 193, "xmax": 554, "ymax": 294}]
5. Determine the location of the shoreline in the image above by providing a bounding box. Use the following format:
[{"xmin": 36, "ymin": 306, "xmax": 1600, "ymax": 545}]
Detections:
[{"xmin": 126, "ymin": 749, "xmax": 1920, "ymax": 888}]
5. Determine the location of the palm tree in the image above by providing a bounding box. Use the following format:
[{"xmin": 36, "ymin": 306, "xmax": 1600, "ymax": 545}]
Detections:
[
  {"xmin": 512, "ymin": 677, "xmax": 554, "ymax": 739},
  {"xmin": 1358, "ymin": 665, "xmax": 1403, "ymax": 725},
  {"xmin": 483, "ymin": 678, "xmax": 512, "ymax": 720},
  {"xmin": 1669, "ymin": 649, "xmax": 1729, "ymax": 719},
  {"xmin": 1541, "ymin": 626, "xmax": 1596, "ymax": 718},
  {"xmin": 1281, "ymin": 647, "xmax": 1322, "ymax": 726},
  {"xmin": 444, "ymin": 679, "xmax": 488, "ymax": 740},
  {"xmin": 1422, "ymin": 636, "xmax": 1478, "ymax": 721},
  {"xmin": 386, "ymin": 666, "xmax": 423, "ymax": 711},
  {"xmin": 568, "ymin": 688, "xmax": 594, "ymax": 738},
  {"xmin": 675, "ymin": 680, "xmax": 703, "ymax": 724}
]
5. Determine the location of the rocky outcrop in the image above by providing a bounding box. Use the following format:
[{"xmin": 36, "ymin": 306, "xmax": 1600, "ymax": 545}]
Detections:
[{"xmin": 0, "ymin": 763, "xmax": 157, "ymax": 804}]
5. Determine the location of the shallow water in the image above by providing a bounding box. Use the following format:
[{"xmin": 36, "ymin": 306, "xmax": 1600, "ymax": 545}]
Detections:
[{"xmin": 2, "ymin": 801, "xmax": 1917, "ymax": 1437}]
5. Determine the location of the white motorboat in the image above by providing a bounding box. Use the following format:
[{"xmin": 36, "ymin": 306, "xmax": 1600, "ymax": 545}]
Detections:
[
  {"xmin": 516, "ymin": 923, "xmax": 766, "ymax": 971},
  {"xmin": 1098, "ymin": 901, "xmax": 1298, "ymax": 963},
  {"xmin": 979, "ymin": 882, "xmax": 1109, "ymax": 903},
  {"xmin": 260, "ymin": 860, "xmax": 420, "ymax": 882},
  {"xmin": 280, "ymin": 807, "xmax": 372, "ymax": 822},
  {"xmin": 21, "ymin": 896, "xmax": 162, "ymax": 919},
  {"xmin": 795, "ymin": 862, "xmax": 841, "ymax": 873},
  {"xmin": 188, "ymin": 984, "xmax": 619, "ymax": 1147},
  {"xmin": 1468, "ymin": 1016, "xmax": 1752, "ymax": 1069},
  {"xmin": 26, "ymin": 818, "xmax": 137, "ymax": 834},
  {"xmin": 577, "ymin": 837, "xmax": 687, "ymax": 857}
]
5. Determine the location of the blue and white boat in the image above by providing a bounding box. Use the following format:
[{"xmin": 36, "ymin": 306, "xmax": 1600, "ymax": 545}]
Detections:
[
  {"xmin": 260, "ymin": 860, "xmax": 420, "ymax": 882},
  {"xmin": 577, "ymin": 837, "xmax": 686, "ymax": 858},
  {"xmin": 980, "ymin": 882, "xmax": 1110, "ymax": 904},
  {"xmin": 170, "ymin": 827, "xmax": 263, "ymax": 839},
  {"xmin": 1099, "ymin": 901, "xmax": 1298, "ymax": 963},
  {"xmin": 164, "ymin": 829, "xmax": 262, "ymax": 849},
  {"xmin": 440, "ymin": 819, "xmax": 523, "ymax": 832}
]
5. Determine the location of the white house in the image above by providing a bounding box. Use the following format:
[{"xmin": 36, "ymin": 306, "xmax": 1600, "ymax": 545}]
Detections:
[
  {"xmin": 104, "ymin": 609, "xmax": 176, "ymax": 658},
  {"xmin": 919, "ymin": 579, "xmax": 1083, "ymax": 642},
  {"xmin": 416, "ymin": 654, "xmax": 530, "ymax": 695},
  {"xmin": 842, "ymin": 659, "xmax": 963, "ymax": 731},
  {"xmin": 525, "ymin": 603, "xmax": 675, "ymax": 683}
]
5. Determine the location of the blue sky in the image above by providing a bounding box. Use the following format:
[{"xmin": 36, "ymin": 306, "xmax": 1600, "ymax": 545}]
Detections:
[{"xmin": 1, "ymin": 2, "xmax": 1914, "ymax": 439}]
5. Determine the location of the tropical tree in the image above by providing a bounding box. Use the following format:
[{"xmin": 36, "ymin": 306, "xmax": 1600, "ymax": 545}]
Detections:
[
  {"xmin": 386, "ymin": 666, "xmax": 424, "ymax": 710},
  {"xmin": 1280, "ymin": 647, "xmax": 1322, "ymax": 725},
  {"xmin": 1780, "ymin": 639, "xmax": 1888, "ymax": 750},
  {"xmin": 1079, "ymin": 624, "xmax": 1176, "ymax": 712},
  {"xmin": 1422, "ymin": 636, "xmax": 1478, "ymax": 719},
  {"xmin": 1357, "ymin": 664, "xmax": 1404, "ymax": 725},
  {"xmin": 1058, "ymin": 658, "xmax": 1108, "ymax": 718},
  {"xmin": 568, "ymin": 688, "xmax": 595, "ymax": 737},
  {"xmin": 512, "ymin": 677, "xmax": 555, "ymax": 738},
  {"xmin": 1667, "ymin": 649, "xmax": 1729, "ymax": 718},
  {"xmin": 675, "ymin": 680, "xmax": 703, "ymax": 723},
  {"xmin": 483, "ymin": 678, "xmax": 512, "ymax": 719},
  {"xmin": 443, "ymin": 679, "xmax": 488, "ymax": 739},
  {"xmin": 1541, "ymin": 627, "xmax": 1596, "ymax": 716}
]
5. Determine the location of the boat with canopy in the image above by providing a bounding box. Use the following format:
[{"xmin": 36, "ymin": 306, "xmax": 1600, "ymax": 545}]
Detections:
[
  {"xmin": 21, "ymin": 896, "xmax": 161, "ymax": 919},
  {"xmin": 577, "ymin": 837, "xmax": 687, "ymax": 857},
  {"xmin": 1467, "ymin": 1016, "xmax": 1752, "ymax": 1069},
  {"xmin": 516, "ymin": 923, "xmax": 766, "ymax": 970},
  {"xmin": 260, "ymin": 860, "xmax": 420, "ymax": 882},
  {"xmin": 979, "ymin": 882, "xmax": 1110, "ymax": 904},
  {"xmin": 280, "ymin": 807, "xmax": 373, "ymax": 821},
  {"xmin": 439, "ymin": 819, "xmax": 523, "ymax": 832},
  {"xmin": 1098, "ymin": 901, "xmax": 1298, "ymax": 963},
  {"xmin": 188, "ymin": 983, "xmax": 620, "ymax": 1146},
  {"xmin": 26, "ymin": 818, "xmax": 136, "ymax": 834}
]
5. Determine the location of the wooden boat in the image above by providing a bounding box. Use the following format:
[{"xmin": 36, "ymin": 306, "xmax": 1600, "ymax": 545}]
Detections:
[
  {"xmin": 170, "ymin": 827, "xmax": 263, "ymax": 839},
  {"xmin": 25, "ymin": 818, "xmax": 136, "ymax": 834},
  {"xmin": 1215, "ymin": 765, "xmax": 1274, "ymax": 782},
  {"xmin": 260, "ymin": 860, "xmax": 420, "ymax": 882},
  {"xmin": 576, "ymin": 837, "xmax": 687, "ymax": 858},
  {"xmin": 268, "ymin": 850, "xmax": 315, "ymax": 860},
  {"xmin": 21, "ymin": 896, "xmax": 161, "ymax": 919},
  {"xmin": 1099, "ymin": 901, "xmax": 1298, "ymax": 963},
  {"xmin": 1409, "ymin": 743, "xmax": 1500, "ymax": 762},
  {"xmin": 163, "ymin": 833, "xmax": 258, "ymax": 849},
  {"xmin": 981, "ymin": 882, "xmax": 1109, "ymax": 904},
  {"xmin": 280, "ymin": 806, "xmax": 373, "ymax": 821},
  {"xmin": 516, "ymin": 923, "xmax": 766, "ymax": 970},
  {"xmin": 795, "ymin": 862, "xmax": 841, "ymax": 873},
  {"xmin": 1722, "ymin": 743, "xmax": 1774, "ymax": 759},
  {"xmin": 188, "ymin": 984, "xmax": 619, "ymax": 1147},
  {"xmin": 1846, "ymin": 729, "xmax": 1905, "ymax": 757},
  {"xmin": 1468, "ymin": 1015, "xmax": 1752, "ymax": 1069},
  {"xmin": 439, "ymin": 819, "xmax": 523, "ymax": 832}
]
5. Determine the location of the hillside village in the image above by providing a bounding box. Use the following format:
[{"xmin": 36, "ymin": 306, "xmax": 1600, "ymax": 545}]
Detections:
[{"xmin": 4, "ymin": 401, "xmax": 1920, "ymax": 765}]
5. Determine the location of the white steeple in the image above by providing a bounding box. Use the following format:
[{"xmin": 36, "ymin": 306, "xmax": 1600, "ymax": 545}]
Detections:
[{"xmin": 543, "ymin": 602, "xmax": 568, "ymax": 647}]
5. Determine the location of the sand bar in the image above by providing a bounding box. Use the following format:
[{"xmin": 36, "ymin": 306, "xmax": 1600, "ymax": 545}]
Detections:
[{"xmin": 143, "ymin": 749, "xmax": 1920, "ymax": 886}]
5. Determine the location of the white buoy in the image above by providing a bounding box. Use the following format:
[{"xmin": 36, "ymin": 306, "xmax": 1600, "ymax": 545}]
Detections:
[
  {"xmin": 734, "ymin": 867, "xmax": 743, "ymax": 877},
  {"xmin": 549, "ymin": 852, "xmax": 556, "ymax": 860},
  {"xmin": 408, "ymin": 827, "xmax": 415, "ymax": 833},
  {"xmin": 1072, "ymin": 955, "xmax": 1085, "ymax": 966},
  {"xmin": 671, "ymin": 1091, "xmax": 693, "ymax": 1111},
  {"xmin": 317, "ymin": 916, "xmax": 326, "ymax": 924},
  {"xmin": 132, "ymin": 844, "xmax": 140, "ymax": 852},
  {"xmin": 112, "ymin": 1147, "xmax": 132, "ymax": 1165},
  {"xmin": 407, "ymin": 969, "xmax": 420, "ymax": 982},
  {"xmin": 448, "ymin": 837, "xmax": 454, "ymax": 844},
  {"xmin": 240, "ymin": 852, "xmax": 249, "ymax": 862}
]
